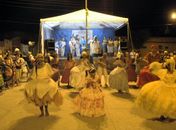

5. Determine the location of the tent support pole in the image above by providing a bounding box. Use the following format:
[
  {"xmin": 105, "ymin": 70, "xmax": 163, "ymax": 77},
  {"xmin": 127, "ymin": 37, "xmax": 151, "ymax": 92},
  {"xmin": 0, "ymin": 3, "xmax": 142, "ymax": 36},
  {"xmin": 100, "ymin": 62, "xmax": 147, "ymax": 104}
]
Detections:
[
  {"xmin": 38, "ymin": 23, "xmax": 42, "ymax": 54},
  {"xmin": 127, "ymin": 22, "xmax": 134, "ymax": 51},
  {"xmin": 40, "ymin": 23, "xmax": 45, "ymax": 54},
  {"xmin": 86, "ymin": 10, "xmax": 88, "ymax": 46},
  {"xmin": 85, "ymin": 0, "xmax": 88, "ymax": 48}
]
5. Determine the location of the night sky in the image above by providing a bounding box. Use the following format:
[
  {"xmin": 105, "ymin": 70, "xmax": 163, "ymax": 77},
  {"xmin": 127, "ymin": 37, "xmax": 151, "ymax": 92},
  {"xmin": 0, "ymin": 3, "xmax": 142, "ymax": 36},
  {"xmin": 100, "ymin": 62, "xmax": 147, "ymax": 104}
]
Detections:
[{"xmin": 1, "ymin": 0, "xmax": 176, "ymax": 45}]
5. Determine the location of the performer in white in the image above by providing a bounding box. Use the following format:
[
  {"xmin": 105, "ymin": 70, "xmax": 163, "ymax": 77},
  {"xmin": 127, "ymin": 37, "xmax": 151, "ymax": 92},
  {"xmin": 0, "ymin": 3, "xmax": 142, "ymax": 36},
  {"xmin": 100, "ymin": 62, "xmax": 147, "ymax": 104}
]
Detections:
[
  {"xmin": 69, "ymin": 36, "xmax": 76, "ymax": 57},
  {"xmin": 113, "ymin": 37, "xmax": 119, "ymax": 55},
  {"xmin": 55, "ymin": 40, "xmax": 60, "ymax": 55},
  {"xmin": 60, "ymin": 38, "xmax": 66, "ymax": 57},
  {"xmin": 90, "ymin": 36, "xmax": 100, "ymax": 56},
  {"xmin": 89, "ymin": 38, "xmax": 94, "ymax": 56},
  {"xmin": 107, "ymin": 38, "xmax": 114, "ymax": 55},
  {"xmin": 75, "ymin": 35, "xmax": 81, "ymax": 57},
  {"xmin": 102, "ymin": 37, "xmax": 108, "ymax": 53}
]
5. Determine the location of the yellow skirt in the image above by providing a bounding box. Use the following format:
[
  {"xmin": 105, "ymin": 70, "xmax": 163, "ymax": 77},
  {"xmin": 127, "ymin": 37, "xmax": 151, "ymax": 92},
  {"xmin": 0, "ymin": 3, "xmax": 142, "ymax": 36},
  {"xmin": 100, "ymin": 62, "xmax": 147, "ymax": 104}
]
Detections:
[{"xmin": 136, "ymin": 80, "xmax": 176, "ymax": 118}]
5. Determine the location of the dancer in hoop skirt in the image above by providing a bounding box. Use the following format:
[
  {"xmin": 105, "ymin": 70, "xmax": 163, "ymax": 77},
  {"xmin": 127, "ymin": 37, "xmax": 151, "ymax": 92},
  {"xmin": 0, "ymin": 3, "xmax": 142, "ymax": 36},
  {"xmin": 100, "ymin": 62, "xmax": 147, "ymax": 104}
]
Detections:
[
  {"xmin": 24, "ymin": 53, "xmax": 63, "ymax": 117},
  {"xmin": 69, "ymin": 51, "xmax": 91, "ymax": 89},
  {"xmin": 74, "ymin": 68, "xmax": 105, "ymax": 117},
  {"xmin": 136, "ymin": 58, "xmax": 176, "ymax": 122},
  {"xmin": 109, "ymin": 59, "xmax": 129, "ymax": 94}
]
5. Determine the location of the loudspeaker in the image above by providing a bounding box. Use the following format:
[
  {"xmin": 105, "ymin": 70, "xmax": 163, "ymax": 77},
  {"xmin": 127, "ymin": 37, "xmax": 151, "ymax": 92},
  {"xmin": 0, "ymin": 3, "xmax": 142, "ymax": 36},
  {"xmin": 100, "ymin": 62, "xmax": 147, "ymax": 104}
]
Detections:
[
  {"xmin": 121, "ymin": 41, "xmax": 127, "ymax": 50},
  {"xmin": 118, "ymin": 36, "xmax": 128, "ymax": 50},
  {"xmin": 45, "ymin": 39, "xmax": 55, "ymax": 52}
]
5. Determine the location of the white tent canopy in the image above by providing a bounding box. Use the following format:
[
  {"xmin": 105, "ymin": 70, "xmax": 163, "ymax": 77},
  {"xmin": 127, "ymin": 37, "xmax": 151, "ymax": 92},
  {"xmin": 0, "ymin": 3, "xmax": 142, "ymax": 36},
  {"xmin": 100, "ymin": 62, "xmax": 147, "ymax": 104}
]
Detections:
[
  {"xmin": 40, "ymin": 9, "xmax": 128, "ymax": 29},
  {"xmin": 40, "ymin": 9, "xmax": 129, "ymax": 53}
]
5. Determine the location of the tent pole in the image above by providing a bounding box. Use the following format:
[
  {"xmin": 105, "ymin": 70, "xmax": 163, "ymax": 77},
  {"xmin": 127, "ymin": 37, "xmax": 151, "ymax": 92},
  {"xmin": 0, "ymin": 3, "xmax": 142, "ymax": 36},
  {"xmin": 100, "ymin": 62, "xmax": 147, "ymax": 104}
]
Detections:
[
  {"xmin": 40, "ymin": 23, "xmax": 45, "ymax": 54},
  {"xmin": 127, "ymin": 22, "xmax": 134, "ymax": 51},
  {"xmin": 38, "ymin": 24, "xmax": 41, "ymax": 54},
  {"xmin": 37, "ymin": 23, "xmax": 42, "ymax": 54},
  {"xmin": 85, "ymin": 0, "xmax": 88, "ymax": 48},
  {"xmin": 127, "ymin": 22, "xmax": 130, "ymax": 51}
]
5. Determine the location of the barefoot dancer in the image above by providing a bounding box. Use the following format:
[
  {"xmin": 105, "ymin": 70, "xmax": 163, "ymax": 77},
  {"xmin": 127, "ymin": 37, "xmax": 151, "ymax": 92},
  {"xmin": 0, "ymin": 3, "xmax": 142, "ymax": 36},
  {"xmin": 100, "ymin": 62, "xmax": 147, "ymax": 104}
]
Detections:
[{"xmin": 25, "ymin": 53, "xmax": 62, "ymax": 117}]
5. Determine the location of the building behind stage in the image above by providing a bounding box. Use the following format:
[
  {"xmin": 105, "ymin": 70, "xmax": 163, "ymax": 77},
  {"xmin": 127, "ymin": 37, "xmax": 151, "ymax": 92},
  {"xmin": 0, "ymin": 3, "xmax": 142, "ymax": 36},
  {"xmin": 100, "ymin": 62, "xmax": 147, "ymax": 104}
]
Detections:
[{"xmin": 140, "ymin": 37, "xmax": 176, "ymax": 55}]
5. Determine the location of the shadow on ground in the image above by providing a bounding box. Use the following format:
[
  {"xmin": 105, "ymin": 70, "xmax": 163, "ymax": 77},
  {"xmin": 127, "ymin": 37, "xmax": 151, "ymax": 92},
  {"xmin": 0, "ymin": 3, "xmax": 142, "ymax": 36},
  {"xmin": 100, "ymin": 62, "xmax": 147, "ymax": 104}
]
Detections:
[
  {"xmin": 20, "ymin": 99, "xmax": 61, "ymax": 114},
  {"xmin": 72, "ymin": 113, "xmax": 107, "ymax": 130},
  {"xmin": 19, "ymin": 88, "xmax": 25, "ymax": 92},
  {"xmin": 68, "ymin": 91, "xmax": 79, "ymax": 98},
  {"xmin": 130, "ymin": 105, "xmax": 154, "ymax": 119},
  {"xmin": 0, "ymin": 92, "xmax": 4, "ymax": 96},
  {"xmin": 111, "ymin": 92, "xmax": 136, "ymax": 102},
  {"xmin": 59, "ymin": 85, "xmax": 70, "ymax": 89},
  {"xmin": 102, "ymin": 87, "xmax": 112, "ymax": 90},
  {"xmin": 143, "ymin": 118, "xmax": 176, "ymax": 130},
  {"xmin": 8, "ymin": 115, "xmax": 59, "ymax": 130},
  {"xmin": 130, "ymin": 105, "xmax": 176, "ymax": 130},
  {"xmin": 147, "ymin": 117, "xmax": 176, "ymax": 122}
]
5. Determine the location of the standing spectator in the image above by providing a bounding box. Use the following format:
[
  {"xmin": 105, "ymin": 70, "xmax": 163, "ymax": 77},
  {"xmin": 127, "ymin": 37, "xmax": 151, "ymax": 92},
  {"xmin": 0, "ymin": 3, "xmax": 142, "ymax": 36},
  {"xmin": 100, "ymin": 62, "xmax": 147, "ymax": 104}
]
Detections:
[
  {"xmin": 61, "ymin": 53, "xmax": 75, "ymax": 88},
  {"xmin": 4, "ymin": 52, "xmax": 14, "ymax": 87},
  {"xmin": 14, "ymin": 51, "xmax": 26, "ymax": 83},
  {"xmin": 145, "ymin": 45, "xmax": 161, "ymax": 64},
  {"xmin": 0, "ymin": 56, "xmax": 5, "ymax": 91}
]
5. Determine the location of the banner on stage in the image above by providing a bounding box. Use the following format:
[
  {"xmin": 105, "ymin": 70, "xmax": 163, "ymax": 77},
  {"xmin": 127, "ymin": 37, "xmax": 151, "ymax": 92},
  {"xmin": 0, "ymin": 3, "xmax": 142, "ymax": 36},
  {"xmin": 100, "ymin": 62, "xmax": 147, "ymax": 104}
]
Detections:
[{"xmin": 72, "ymin": 30, "xmax": 93, "ymax": 41}]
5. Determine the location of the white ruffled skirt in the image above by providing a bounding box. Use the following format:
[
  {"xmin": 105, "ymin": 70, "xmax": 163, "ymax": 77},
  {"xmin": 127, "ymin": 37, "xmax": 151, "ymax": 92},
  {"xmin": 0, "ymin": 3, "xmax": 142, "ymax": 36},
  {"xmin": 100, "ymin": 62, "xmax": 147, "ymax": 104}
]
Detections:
[
  {"xmin": 25, "ymin": 78, "xmax": 63, "ymax": 107},
  {"xmin": 69, "ymin": 66, "xmax": 87, "ymax": 89},
  {"xmin": 109, "ymin": 68, "xmax": 129, "ymax": 93},
  {"xmin": 74, "ymin": 87, "xmax": 105, "ymax": 117}
]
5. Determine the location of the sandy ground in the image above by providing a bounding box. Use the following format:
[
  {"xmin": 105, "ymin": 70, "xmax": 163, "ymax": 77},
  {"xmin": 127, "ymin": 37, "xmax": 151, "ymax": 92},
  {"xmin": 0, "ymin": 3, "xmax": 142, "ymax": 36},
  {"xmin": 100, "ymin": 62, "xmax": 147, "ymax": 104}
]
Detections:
[{"xmin": 0, "ymin": 84, "xmax": 176, "ymax": 130}]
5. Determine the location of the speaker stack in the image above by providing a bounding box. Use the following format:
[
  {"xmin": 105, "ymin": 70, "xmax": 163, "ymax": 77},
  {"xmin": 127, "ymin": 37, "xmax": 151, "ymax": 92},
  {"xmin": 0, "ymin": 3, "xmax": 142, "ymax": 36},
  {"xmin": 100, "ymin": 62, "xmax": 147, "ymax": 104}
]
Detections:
[
  {"xmin": 120, "ymin": 36, "xmax": 128, "ymax": 50},
  {"xmin": 45, "ymin": 39, "xmax": 55, "ymax": 52}
]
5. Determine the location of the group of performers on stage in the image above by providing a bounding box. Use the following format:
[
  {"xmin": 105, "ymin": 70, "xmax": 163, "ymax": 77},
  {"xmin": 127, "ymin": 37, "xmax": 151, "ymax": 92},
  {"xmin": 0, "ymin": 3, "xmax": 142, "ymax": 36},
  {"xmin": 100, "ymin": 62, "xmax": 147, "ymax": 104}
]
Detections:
[
  {"xmin": 55, "ymin": 35, "xmax": 121, "ymax": 57},
  {"xmin": 2, "ymin": 44, "xmax": 176, "ymax": 122}
]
